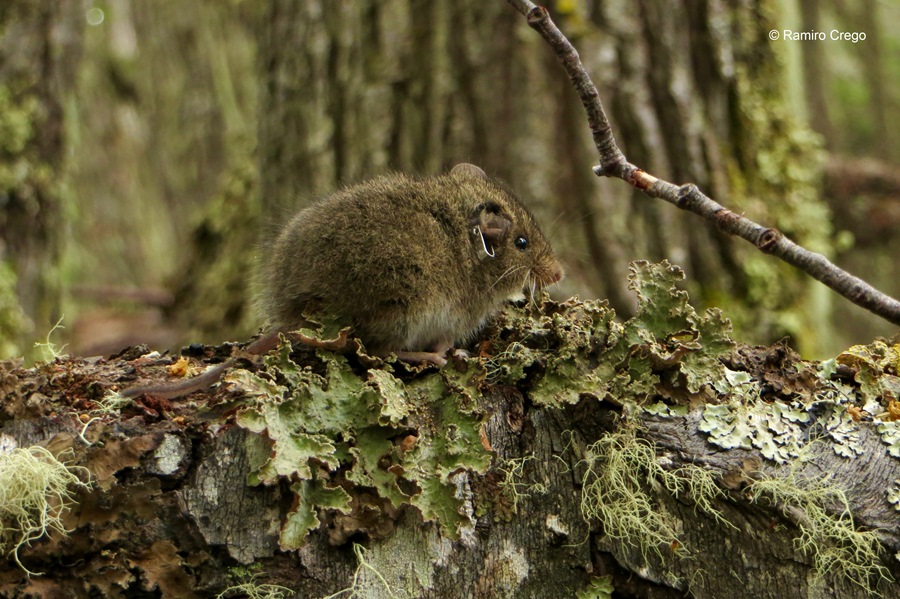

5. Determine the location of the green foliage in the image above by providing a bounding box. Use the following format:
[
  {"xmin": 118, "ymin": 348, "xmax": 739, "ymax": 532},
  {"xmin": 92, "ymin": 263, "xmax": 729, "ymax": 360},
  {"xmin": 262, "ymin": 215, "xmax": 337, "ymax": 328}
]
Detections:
[
  {"xmin": 233, "ymin": 333, "xmax": 491, "ymax": 549},
  {"xmin": 0, "ymin": 83, "xmax": 47, "ymax": 359},
  {"xmin": 169, "ymin": 162, "xmax": 260, "ymax": 343},
  {"xmin": 488, "ymin": 260, "xmax": 733, "ymax": 408},
  {"xmin": 0, "ymin": 85, "xmax": 38, "ymax": 189},
  {"xmin": 0, "ymin": 440, "xmax": 92, "ymax": 574}
]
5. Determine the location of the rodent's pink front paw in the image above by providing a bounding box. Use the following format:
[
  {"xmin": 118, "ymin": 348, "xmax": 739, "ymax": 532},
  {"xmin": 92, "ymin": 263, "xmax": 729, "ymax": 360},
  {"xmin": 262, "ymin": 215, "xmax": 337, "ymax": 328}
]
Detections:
[{"xmin": 394, "ymin": 350, "xmax": 448, "ymax": 366}]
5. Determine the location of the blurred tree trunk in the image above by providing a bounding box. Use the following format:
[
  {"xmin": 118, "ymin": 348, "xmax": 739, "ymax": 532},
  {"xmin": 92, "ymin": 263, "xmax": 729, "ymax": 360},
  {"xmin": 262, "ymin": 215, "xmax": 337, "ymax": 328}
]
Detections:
[
  {"xmin": 799, "ymin": 0, "xmax": 900, "ymax": 350},
  {"xmin": 834, "ymin": 0, "xmax": 898, "ymax": 160},
  {"xmin": 0, "ymin": 0, "xmax": 83, "ymax": 356},
  {"xmin": 798, "ymin": 0, "xmax": 833, "ymax": 147},
  {"xmin": 257, "ymin": 0, "xmax": 835, "ymax": 356},
  {"xmin": 61, "ymin": 0, "xmax": 261, "ymax": 354}
]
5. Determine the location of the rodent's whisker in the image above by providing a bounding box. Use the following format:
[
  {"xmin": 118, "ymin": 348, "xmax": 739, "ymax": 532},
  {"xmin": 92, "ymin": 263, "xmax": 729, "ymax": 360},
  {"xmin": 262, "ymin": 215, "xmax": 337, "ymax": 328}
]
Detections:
[
  {"xmin": 519, "ymin": 270, "xmax": 535, "ymax": 306},
  {"xmin": 490, "ymin": 264, "xmax": 527, "ymax": 291}
]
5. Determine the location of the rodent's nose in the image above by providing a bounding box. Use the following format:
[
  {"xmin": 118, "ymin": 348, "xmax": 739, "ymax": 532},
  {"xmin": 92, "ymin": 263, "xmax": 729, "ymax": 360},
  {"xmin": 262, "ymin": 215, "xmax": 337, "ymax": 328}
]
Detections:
[
  {"xmin": 537, "ymin": 260, "xmax": 564, "ymax": 286},
  {"xmin": 548, "ymin": 261, "xmax": 564, "ymax": 284}
]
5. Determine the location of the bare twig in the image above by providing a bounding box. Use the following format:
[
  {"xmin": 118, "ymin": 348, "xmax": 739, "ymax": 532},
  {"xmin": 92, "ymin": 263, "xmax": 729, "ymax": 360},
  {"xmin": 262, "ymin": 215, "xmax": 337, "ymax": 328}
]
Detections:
[{"xmin": 506, "ymin": 0, "xmax": 900, "ymax": 327}]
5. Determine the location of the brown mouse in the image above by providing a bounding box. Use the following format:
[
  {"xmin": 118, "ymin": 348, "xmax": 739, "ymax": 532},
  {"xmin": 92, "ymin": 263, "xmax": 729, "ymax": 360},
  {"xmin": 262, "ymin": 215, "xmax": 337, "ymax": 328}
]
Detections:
[
  {"xmin": 122, "ymin": 163, "xmax": 562, "ymax": 398},
  {"xmin": 262, "ymin": 162, "xmax": 563, "ymax": 365}
]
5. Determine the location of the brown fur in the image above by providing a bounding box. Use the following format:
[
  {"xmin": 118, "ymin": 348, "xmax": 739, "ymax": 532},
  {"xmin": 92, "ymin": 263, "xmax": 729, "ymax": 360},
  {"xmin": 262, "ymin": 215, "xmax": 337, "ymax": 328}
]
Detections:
[
  {"xmin": 262, "ymin": 164, "xmax": 563, "ymax": 358},
  {"xmin": 124, "ymin": 164, "xmax": 563, "ymax": 398}
]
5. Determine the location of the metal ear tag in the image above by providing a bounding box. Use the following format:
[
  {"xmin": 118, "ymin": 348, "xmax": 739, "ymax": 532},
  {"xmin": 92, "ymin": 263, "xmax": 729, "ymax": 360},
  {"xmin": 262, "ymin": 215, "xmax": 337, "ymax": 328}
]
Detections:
[{"xmin": 472, "ymin": 226, "xmax": 495, "ymax": 260}]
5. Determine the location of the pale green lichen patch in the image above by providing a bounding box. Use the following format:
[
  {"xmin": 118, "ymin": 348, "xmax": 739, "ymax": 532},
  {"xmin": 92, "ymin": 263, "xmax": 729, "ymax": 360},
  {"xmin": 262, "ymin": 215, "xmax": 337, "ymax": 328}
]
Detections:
[
  {"xmin": 823, "ymin": 404, "xmax": 864, "ymax": 458},
  {"xmin": 232, "ymin": 333, "xmax": 490, "ymax": 549},
  {"xmin": 888, "ymin": 480, "xmax": 900, "ymax": 512},
  {"xmin": 835, "ymin": 341, "xmax": 900, "ymax": 405},
  {"xmin": 697, "ymin": 391, "xmax": 869, "ymax": 463},
  {"xmin": 876, "ymin": 421, "xmax": 900, "ymax": 458},
  {"xmin": 693, "ymin": 345, "xmax": 884, "ymax": 463},
  {"xmin": 575, "ymin": 575, "xmax": 614, "ymax": 599},
  {"xmin": 830, "ymin": 340, "xmax": 900, "ymax": 459}
]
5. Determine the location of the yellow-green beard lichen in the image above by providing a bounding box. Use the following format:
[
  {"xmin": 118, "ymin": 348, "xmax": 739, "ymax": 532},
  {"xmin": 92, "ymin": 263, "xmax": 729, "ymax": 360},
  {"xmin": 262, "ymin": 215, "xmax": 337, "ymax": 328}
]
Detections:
[
  {"xmin": 495, "ymin": 455, "xmax": 547, "ymax": 519},
  {"xmin": 33, "ymin": 316, "xmax": 68, "ymax": 363},
  {"xmin": 217, "ymin": 567, "xmax": 293, "ymax": 599},
  {"xmin": 580, "ymin": 427, "xmax": 732, "ymax": 563},
  {"xmin": 748, "ymin": 461, "xmax": 893, "ymax": 594},
  {"xmin": 321, "ymin": 543, "xmax": 399, "ymax": 599},
  {"xmin": 0, "ymin": 440, "xmax": 91, "ymax": 574}
]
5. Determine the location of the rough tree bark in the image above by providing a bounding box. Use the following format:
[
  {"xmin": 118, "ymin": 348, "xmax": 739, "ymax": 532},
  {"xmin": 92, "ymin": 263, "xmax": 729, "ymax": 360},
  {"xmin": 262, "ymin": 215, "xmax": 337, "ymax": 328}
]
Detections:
[{"xmin": 1, "ymin": 262, "xmax": 898, "ymax": 598}]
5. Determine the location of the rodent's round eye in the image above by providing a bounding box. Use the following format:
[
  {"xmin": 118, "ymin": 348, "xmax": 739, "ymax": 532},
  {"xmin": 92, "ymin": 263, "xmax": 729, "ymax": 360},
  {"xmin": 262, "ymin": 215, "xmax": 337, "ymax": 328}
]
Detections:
[{"xmin": 514, "ymin": 236, "xmax": 528, "ymax": 251}]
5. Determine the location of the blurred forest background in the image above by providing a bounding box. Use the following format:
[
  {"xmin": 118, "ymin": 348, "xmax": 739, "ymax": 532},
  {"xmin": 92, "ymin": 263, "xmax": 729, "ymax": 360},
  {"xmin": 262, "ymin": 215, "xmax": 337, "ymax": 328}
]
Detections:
[{"xmin": 0, "ymin": 0, "xmax": 898, "ymax": 363}]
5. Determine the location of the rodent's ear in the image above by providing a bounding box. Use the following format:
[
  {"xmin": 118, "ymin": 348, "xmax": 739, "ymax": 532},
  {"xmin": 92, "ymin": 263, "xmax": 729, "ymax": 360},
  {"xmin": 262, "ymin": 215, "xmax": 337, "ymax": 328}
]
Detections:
[
  {"xmin": 470, "ymin": 203, "xmax": 511, "ymax": 259},
  {"xmin": 450, "ymin": 163, "xmax": 488, "ymax": 179}
]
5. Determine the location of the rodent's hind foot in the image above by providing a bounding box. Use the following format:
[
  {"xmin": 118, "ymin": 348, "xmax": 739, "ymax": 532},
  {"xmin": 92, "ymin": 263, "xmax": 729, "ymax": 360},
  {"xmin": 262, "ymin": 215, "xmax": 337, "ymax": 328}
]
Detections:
[{"xmin": 394, "ymin": 350, "xmax": 448, "ymax": 366}]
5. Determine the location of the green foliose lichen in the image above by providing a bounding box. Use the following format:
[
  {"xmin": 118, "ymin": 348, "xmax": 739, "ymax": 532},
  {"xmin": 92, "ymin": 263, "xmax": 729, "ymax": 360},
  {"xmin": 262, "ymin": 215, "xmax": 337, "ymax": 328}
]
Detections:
[
  {"xmin": 487, "ymin": 260, "xmax": 734, "ymax": 407},
  {"xmin": 575, "ymin": 575, "xmax": 614, "ymax": 599},
  {"xmin": 830, "ymin": 340, "xmax": 900, "ymax": 459},
  {"xmin": 834, "ymin": 341, "xmax": 900, "ymax": 406},
  {"xmin": 232, "ymin": 335, "xmax": 490, "ymax": 549},
  {"xmin": 225, "ymin": 259, "xmax": 740, "ymax": 549}
]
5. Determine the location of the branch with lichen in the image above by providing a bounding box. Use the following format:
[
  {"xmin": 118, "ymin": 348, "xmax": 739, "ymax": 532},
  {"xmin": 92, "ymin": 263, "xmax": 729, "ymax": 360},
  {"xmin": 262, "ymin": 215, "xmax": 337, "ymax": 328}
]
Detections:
[{"xmin": 505, "ymin": 0, "xmax": 900, "ymax": 327}]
